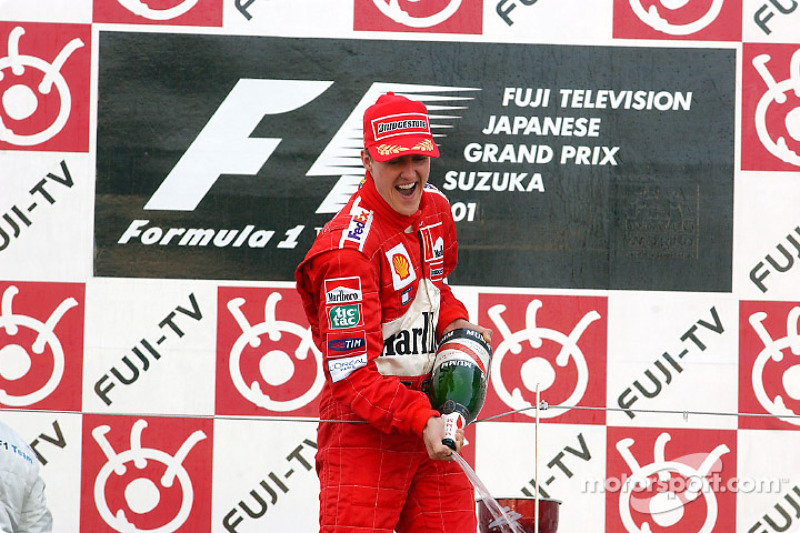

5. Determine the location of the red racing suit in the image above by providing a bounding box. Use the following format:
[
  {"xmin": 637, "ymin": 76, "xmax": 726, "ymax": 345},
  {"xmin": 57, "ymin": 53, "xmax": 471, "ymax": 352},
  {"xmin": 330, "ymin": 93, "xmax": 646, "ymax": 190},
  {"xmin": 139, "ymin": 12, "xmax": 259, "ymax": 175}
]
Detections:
[{"xmin": 295, "ymin": 174, "xmax": 476, "ymax": 532}]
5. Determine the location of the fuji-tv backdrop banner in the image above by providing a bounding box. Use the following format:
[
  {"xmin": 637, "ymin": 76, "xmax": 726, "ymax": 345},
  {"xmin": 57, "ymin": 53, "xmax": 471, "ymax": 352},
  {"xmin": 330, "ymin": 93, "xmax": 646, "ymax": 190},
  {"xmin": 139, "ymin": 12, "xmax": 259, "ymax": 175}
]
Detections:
[
  {"xmin": 1, "ymin": 0, "xmax": 800, "ymax": 532},
  {"xmin": 94, "ymin": 34, "xmax": 735, "ymax": 292}
]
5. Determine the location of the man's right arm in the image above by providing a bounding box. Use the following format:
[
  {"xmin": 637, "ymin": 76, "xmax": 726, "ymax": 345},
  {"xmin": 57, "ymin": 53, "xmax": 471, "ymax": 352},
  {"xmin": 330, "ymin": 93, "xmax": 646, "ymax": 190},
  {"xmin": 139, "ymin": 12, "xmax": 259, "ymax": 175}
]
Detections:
[{"xmin": 298, "ymin": 248, "xmax": 439, "ymax": 437}]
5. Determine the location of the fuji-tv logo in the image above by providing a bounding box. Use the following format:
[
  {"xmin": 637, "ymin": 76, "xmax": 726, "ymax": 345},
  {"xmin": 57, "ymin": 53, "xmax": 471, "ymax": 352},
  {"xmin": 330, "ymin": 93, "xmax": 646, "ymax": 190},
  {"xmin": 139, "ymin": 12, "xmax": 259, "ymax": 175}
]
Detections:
[
  {"xmin": 93, "ymin": 0, "xmax": 223, "ymax": 26},
  {"xmin": 0, "ymin": 282, "xmax": 84, "ymax": 411},
  {"xmin": 0, "ymin": 23, "xmax": 90, "ymax": 152},
  {"xmin": 80, "ymin": 416, "xmax": 212, "ymax": 533},
  {"xmin": 478, "ymin": 293, "xmax": 608, "ymax": 425},
  {"xmin": 739, "ymin": 301, "xmax": 800, "ymax": 430},
  {"xmin": 612, "ymin": 0, "xmax": 742, "ymax": 41},
  {"xmin": 606, "ymin": 427, "xmax": 737, "ymax": 533},
  {"xmin": 741, "ymin": 44, "xmax": 800, "ymax": 172},
  {"xmin": 215, "ymin": 287, "xmax": 323, "ymax": 417},
  {"xmin": 354, "ymin": 0, "xmax": 483, "ymax": 34}
]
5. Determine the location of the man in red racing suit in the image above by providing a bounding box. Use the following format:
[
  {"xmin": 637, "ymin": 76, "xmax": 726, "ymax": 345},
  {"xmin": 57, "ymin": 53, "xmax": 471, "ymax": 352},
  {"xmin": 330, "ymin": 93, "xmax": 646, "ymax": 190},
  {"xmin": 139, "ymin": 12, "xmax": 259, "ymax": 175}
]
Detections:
[{"xmin": 295, "ymin": 92, "xmax": 491, "ymax": 532}]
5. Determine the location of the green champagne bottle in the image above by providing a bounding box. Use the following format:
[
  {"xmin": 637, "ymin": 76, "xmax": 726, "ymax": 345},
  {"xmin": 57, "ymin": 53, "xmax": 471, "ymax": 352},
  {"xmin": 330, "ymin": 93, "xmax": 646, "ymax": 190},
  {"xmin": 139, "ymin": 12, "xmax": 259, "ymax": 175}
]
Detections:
[{"xmin": 429, "ymin": 328, "xmax": 492, "ymax": 450}]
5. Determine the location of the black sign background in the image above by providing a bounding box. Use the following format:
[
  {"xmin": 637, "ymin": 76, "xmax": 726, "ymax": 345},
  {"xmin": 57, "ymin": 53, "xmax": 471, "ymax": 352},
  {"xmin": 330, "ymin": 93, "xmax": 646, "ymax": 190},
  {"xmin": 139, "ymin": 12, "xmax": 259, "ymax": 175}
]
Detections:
[{"xmin": 95, "ymin": 32, "xmax": 734, "ymax": 292}]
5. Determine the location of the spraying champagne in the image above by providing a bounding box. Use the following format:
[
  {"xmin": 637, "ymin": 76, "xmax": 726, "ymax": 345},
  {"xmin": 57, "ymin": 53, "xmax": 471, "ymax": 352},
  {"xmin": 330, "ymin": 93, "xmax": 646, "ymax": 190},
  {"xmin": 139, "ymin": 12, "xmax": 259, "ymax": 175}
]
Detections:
[{"xmin": 429, "ymin": 328, "xmax": 492, "ymax": 450}]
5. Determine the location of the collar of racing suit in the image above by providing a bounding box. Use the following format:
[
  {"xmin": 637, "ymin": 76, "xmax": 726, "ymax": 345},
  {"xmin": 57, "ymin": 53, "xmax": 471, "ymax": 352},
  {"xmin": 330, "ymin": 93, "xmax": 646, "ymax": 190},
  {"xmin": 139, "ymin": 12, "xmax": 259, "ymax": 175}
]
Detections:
[{"xmin": 360, "ymin": 172, "xmax": 425, "ymax": 233}]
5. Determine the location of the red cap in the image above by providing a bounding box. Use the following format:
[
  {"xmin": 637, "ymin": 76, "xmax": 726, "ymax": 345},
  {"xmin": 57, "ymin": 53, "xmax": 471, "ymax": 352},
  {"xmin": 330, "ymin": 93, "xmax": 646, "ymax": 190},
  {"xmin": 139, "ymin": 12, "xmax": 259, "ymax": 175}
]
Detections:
[{"xmin": 363, "ymin": 92, "xmax": 439, "ymax": 162}]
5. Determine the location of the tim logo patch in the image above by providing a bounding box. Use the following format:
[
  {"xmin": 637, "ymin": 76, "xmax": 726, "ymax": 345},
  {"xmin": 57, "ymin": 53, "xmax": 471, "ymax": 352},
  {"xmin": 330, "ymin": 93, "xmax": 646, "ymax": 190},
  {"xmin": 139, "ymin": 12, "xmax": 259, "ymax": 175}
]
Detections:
[
  {"xmin": 0, "ymin": 23, "xmax": 90, "ymax": 152},
  {"xmin": 354, "ymin": 0, "xmax": 483, "ymax": 34},
  {"xmin": 612, "ymin": 0, "xmax": 741, "ymax": 41},
  {"xmin": 741, "ymin": 44, "xmax": 800, "ymax": 172},
  {"xmin": 93, "ymin": 0, "xmax": 223, "ymax": 26}
]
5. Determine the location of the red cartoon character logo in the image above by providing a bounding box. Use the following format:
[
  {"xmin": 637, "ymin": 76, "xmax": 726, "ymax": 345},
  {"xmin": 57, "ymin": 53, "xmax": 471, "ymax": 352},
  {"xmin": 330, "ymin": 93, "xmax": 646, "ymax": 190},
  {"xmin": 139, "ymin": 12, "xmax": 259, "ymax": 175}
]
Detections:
[
  {"xmin": 613, "ymin": 0, "xmax": 741, "ymax": 41},
  {"xmin": 354, "ymin": 0, "xmax": 483, "ymax": 34},
  {"xmin": 93, "ymin": 0, "xmax": 223, "ymax": 26},
  {"xmin": 81, "ymin": 416, "xmax": 212, "ymax": 532},
  {"xmin": 0, "ymin": 282, "xmax": 83, "ymax": 411},
  {"xmin": 742, "ymin": 44, "xmax": 800, "ymax": 172},
  {"xmin": 607, "ymin": 427, "xmax": 736, "ymax": 533},
  {"xmin": 479, "ymin": 294, "xmax": 607, "ymax": 425},
  {"xmin": 216, "ymin": 287, "xmax": 323, "ymax": 417},
  {"xmin": 739, "ymin": 300, "xmax": 800, "ymax": 430},
  {"xmin": 0, "ymin": 23, "xmax": 90, "ymax": 152}
]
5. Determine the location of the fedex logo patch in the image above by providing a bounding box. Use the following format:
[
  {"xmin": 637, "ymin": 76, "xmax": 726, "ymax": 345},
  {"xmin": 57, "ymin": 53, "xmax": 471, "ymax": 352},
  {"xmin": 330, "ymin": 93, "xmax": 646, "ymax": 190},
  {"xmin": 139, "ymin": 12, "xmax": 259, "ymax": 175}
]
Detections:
[
  {"xmin": 324, "ymin": 277, "xmax": 363, "ymax": 305},
  {"xmin": 342, "ymin": 204, "xmax": 373, "ymax": 250}
]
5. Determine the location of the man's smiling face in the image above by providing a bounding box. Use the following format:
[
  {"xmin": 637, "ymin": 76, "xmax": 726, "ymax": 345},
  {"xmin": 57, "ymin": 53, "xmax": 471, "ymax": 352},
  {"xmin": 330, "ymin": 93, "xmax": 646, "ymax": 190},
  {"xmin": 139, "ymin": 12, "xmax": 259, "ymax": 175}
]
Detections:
[{"xmin": 362, "ymin": 151, "xmax": 430, "ymax": 216}]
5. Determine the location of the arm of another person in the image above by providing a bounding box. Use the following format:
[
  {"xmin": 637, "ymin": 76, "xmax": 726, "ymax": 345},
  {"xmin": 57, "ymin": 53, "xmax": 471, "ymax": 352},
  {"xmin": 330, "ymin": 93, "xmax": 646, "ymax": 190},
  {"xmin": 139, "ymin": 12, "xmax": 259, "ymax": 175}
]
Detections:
[{"xmin": 21, "ymin": 470, "xmax": 53, "ymax": 533}]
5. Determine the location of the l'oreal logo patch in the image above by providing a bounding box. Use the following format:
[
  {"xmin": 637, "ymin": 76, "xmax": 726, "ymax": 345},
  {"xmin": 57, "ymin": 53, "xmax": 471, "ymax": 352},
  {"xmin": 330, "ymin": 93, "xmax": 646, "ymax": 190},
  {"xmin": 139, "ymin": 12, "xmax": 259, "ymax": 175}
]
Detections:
[
  {"xmin": 324, "ymin": 276, "xmax": 362, "ymax": 304},
  {"xmin": 386, "ymin": 243, "xmax": 416, "ymax": 290},
  {"xmin": 328, "ymin": 353, "xmax": 368, "ymax": 383}
]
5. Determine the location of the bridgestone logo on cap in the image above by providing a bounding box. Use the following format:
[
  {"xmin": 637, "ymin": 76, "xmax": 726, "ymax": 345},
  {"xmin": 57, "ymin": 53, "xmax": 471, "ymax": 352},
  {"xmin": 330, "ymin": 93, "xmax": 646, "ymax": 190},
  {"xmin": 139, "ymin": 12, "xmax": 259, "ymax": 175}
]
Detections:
[{"xmin": 372, "ymin": 112, "xmax": 430, "ymax": 141}]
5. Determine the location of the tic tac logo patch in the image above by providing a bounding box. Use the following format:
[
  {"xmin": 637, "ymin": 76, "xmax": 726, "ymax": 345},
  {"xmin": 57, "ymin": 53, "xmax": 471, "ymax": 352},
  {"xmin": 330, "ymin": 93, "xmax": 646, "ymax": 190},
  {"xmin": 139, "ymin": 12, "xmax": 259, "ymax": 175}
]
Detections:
[
  {"xmin": 429, "ymin": 261, "xmax": 445, "ymax": 281},
  {"xmin": 324, "ymin": 277, "xmax": 363, "ymax": 305},
  {"xmin": 741, "ymin": 44, "xmax": 800, "ymax": 172},
  {"xmin": 93, "ymin": 0, "xmax": 223, "ymax": 26},
  {"xmin": 354, "ymin": 0, "xmax": 483, "ymax": 34},
  {"xmin": 326, "ymin": 331, "xmax": 367, "ymax": 357},
  {"xmin": 612, "ymin": 0, "xmax": 741, "ymax": 41},
  {"xmin": 386, "ymin": 243, "xmax": 416, "ymax": 290},
  {"xmin": 328, "ymin": 304, "xmax": 364, "ymax": 330},
  {"xmin": 0, "ymin": 23, "xmax": 91, "ymax": 152}
]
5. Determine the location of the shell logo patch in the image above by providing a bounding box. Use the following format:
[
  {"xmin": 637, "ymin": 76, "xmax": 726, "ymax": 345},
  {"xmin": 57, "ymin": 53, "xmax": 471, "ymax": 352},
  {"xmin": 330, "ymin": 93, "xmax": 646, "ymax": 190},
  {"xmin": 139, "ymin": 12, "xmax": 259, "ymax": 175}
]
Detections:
[{"xmin": 386, "ymin": 243, "xmax": 416, "ymax": 290}]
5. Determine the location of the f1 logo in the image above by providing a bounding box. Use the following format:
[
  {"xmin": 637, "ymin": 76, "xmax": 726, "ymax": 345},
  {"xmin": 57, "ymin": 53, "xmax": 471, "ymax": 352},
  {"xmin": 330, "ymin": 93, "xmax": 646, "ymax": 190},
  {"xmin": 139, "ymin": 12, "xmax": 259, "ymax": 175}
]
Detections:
[
  {"xmin": 144, "ymin": 80, "xmax": 332, "ymax": 211},
  {"xmin": 144, "ymin": 80, "xmax": 478, "ymax": 214}
]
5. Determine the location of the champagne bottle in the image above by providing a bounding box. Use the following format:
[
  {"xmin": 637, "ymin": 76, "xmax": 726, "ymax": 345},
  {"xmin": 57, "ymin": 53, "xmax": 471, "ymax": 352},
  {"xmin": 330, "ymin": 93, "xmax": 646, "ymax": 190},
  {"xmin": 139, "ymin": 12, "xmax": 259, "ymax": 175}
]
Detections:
[{"xmin": 429, "ymin": 328, "xmax": 492, "ymax": 450}]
